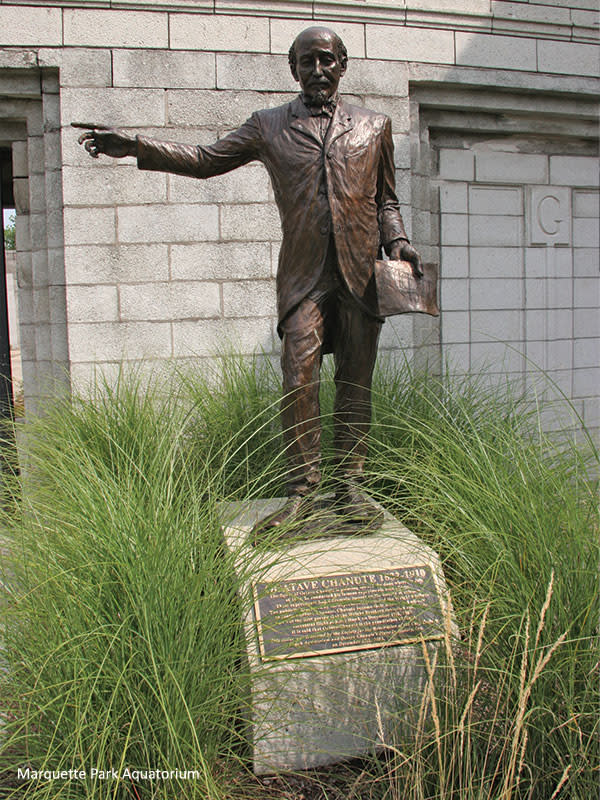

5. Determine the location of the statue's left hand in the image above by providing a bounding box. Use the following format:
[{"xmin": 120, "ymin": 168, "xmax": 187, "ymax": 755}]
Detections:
[
  {"xmin": 71, "ymin": 122, "xmax": 137, "ymax": 159},
  {"xmin": 390, "ymin": 241, "xmax": 423, "ymax": 279}
]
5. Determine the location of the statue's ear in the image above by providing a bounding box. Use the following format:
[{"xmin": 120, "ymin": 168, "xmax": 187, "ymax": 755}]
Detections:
[{"xmin": 290, "ymin": 63, "xmax": 299, "ymax": 83}]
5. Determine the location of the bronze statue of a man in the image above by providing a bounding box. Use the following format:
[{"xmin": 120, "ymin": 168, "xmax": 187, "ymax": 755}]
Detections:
[{"xmin": 76, "ymin": 26, "xmax": 422, "ymax": 536}]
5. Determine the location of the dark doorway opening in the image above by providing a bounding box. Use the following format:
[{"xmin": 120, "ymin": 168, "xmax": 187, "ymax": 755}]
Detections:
[{"xmin": 0, "ymin": 148, "xmax": 15, "ymax": 418}]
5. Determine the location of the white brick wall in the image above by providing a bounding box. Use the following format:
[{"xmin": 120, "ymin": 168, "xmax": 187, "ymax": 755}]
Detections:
[
  {"xmin": 0, "ymin": 1, "xmax": 596, "ymax": 436},
  {"xmin": 438, "ymin": 138, "xmax": 599, "ymax": 435}
]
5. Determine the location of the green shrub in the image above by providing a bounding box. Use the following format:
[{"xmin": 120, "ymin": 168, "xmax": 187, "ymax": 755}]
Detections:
[{"xmin": 0, "ymin": 358, "xmax": 597, "ymax": 798}]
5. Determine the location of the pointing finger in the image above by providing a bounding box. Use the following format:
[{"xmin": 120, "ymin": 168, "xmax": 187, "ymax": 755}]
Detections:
[{"xmin": 71, "ymin": 122, "xmax": 110, "ymax": 130}]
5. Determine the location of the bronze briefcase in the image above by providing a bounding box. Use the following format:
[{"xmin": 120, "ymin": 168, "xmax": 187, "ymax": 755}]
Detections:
[{"xmin": 375, "ymin": 259, "xmax": 439, "ymax": 318}]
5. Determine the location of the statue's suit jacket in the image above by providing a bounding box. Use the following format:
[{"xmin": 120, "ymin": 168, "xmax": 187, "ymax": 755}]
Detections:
[{"xmin": 136, "ymin": 95, "xmax": 408, "ymax": 330}]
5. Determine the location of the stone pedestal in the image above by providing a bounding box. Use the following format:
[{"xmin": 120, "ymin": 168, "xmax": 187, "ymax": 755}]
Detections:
[{"xmin": 221, "ymin": 497, "xmax": 455, "ymax": 776}]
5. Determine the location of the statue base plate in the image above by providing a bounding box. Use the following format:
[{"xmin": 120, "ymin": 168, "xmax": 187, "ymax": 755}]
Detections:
[{"xmin": 221, "ymin": 497, "xmax": 456, "ymax": 776}]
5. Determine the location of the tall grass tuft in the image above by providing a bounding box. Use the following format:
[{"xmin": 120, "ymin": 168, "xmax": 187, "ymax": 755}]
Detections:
[
  {"xmin": 0, "ymin": 371, "xmax": 248, "ymax": 799},
  {"xmin": 0, "ymin": 356, "xmax": 597, "ymax": 799}
]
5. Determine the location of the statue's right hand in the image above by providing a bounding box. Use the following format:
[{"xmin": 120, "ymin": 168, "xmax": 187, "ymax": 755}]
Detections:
[{"xmin": 71, "ymin": 122, "xmax": 137, "ymax": 159}]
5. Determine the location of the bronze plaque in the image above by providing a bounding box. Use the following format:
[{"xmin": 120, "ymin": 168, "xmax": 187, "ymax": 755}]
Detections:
[{"xmin": 253, "ymin": 565, "xmax": 444, "ymax": 661}]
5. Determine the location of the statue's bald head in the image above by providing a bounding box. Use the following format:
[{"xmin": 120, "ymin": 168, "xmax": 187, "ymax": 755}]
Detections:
[{"xmin": 288, "ymin": 26, "xmax": 348, "ymax": 75}]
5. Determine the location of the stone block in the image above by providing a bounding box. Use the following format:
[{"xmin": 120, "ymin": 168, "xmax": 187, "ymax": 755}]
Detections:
[
  {"xmin": 438, "ymin": 149, "xmax": 474, "ymax": 181},
  {"xmin": 12, "ymin": 177, "xmax": 29, "ymax": 215},
  {"xmin": 470, "ymin": 246, "xmax": 523, "ymax": 279},
  {"xmin": 392, "ymin": 134, "xmax": 412, "ymax": 169},
  {"xmin": 379, "ymin": 314, "xmax": 414, "ymax": 349},
  {"xmin": 35, "ymin": 324, "xmax": 52, "ymax": 362},
  {"xmin": 524, "ymin": 246, "xmax": 572, "ymax": 278},
  {"xmin": 574, "ymin": 337, "xmax": 599, "ymax": 369},
  {"xmin": 574, "ymin": 248, "xmax": 598, "ymax": 277},
  {"xmin": 442, "ymin": 310, "xmax": 470, "ymax": 343},
  {"xmin": 170, "ymin": 13, "xmax": 270, "ymax": 53},
  {"xmin": 366, "ymin": 24, "xmax": 454, "ymax": 64},
  {"xmin": 441, "ymin": 213, "xmax": 469, "ymax": 246},
  {"xmin": 11, "ymin": 141, "xmax": 28, "ymax": 179},
  {"xmin": 49, "ymin": 286, "xmax": 67, "ymax": 326},
  {"xmin": 15, "ymin": 215, "xmax": 31, "ymax": 254},
  {"xmin": 19, "ymin": 324, "xmax": 36, "ymax": 361},
  {"xmin": 537, "ymin": 40, "xmax": 599, "ymax": 77},
  {"xmin": 63, "ymin": 9, "xmax": 168, "ymax": 49},
  {"xmin": 222, "ymin": 280, "xmax": 276, "ymax": 318},
  {"xmin": 574, "ymin": 307, "xmax": 599, "ymax": 338},
  {"xmin": 113, "ymin": 49, "xmax": 216, "ymax": 89},
  {"xmin": 171, "ymin": 241, "xmax": 272, "ymax": 281},
  {"xmin": 342, "ymin": 60, "xmax": 409, "ymax": 97},
  {"xmin": 220, "ymin": 203, "xmax": 282, "ymax": 241},
  {"xmin": 68, "ymin": 321, "xmax": 172, "ymax": 362},
  {"xmin": 526, "ymin": 277, "xmax": 573, "ymax": 309},
  {"xmin": 222, "ymin": 500, "xmax": 454, "ymax": 775},
  {"xmin": 470, "ymin": 277, "xmax": 523, "ymax": 310},
  {"xmin": 50, "ymin": 322, "xmax": 69, "ymax": 364},
  {"xmin": 31, "ymin": 249, "xmax": 49, "ymax": 289},
  {"xmin": 169, "ymin": 165, "xmax": 270, "ymax": 204},
  {"xmin": 469, "ymin": 215, "xmax": 522, "ymax": 247},
  {"xmin": 44, "ymin": 169, "xmax": 64, "ymax": 213},
  {"xmin": 571, "ymin": 8, "xmax": 599, "ymax": 34},
  {"xmin": 441, "ymin": 246, "xmax": 469, "ymax": 278},
  {"xmin": 573, "ymin": 367, "xmax": 599, "ymax": 398},
  {"xmin": 0, "ymin": 69, "xmax": 40, "ymax": 98},
  {"xmin": 573, "ymin": 191, "xmax": 599, "ymax": 218},
  {"xmin": 66, "ymin": 285, "xmax": 119, "ymax": 324},
  {"xmin": 216, "ymin": 0, "xmax": 312, "ymax": 15},
  {"xmin": 61, "ymin": 88, "xmax": 166, "ymax": 128},
  {"xmin": 469, "ymin": 186, "xmax": 523, "ymax": 215},
  {"xmin": 470, "ymin": 341, "xmax": 525, "ymax": 372},
  {"xmin": 39, "ymin": 48, "xmax": 112, "ymax": 88},
  {"xmin": 471, "ymin": 309, "xmax": 523, "ymax": 341},
  {"xmin": 573, "ymin": 218, "xmax": 599, "ymax": 248},
  {"xmin": 442, "ymin": 342, "xmax": 470, "ymax": 372},
  {"xmin": 117, "ymin": 203, "xmax": 219, "ymax": 244},
  {"xmin": 0, "ymin": 5, "xmax": 62, "ymax": 46},
  {"xmin": 440, "ymin": 183, "xmax": 468, "ymax": 214},
  {"xmin": 270, "ymin": 18, "xmax": 366, "ymax": 58},
  {"xmin": 65, "ymin": 244, "xmax": 169, "ymax": 285},
  {"xmin": 583, "ymin": 397, "xmax": 599, "ymax": 433},
  {"xmin": 167, "ymin": 89, "xmax": 267, "ymax": 128},
  {"xmin": 63, "ymin": 165, "xmax": 168, "ymax": 206},
  {"xmin": 119, "ymin": 281, "xmax": 221, "ymax": 321},
  {"xmin": 527, "ymin": 309, "xmax": 573, "ymax": 341},
  {"xmin": 365, "ymin": 97, "xmax": 409, "ymax": 131},
  {"xmin": 475, "ymin": 151, "xmax": 548, "ymax": 184},
  {"xmin": 64, "ymin": 207, "xmax": 116, "ymax": 246},
  {"xmin": 441, "ymin": 278, "xmax": 469, "ymax": 311},
  {"xmin": 456, "ymin": 31, "xmax": 537, "ymax": 71},
  {"xmin": 549, "ymin": 156, "xmax": 599, "ymax": 188},
  {"xmin": 574, "ymin": 277, "xmax": 599, "ymax": 309},
  {"xmin": 33, "ymin": 288, "xmax": 50, "ymax": 325},
  {"xmin": 172, "ymin": 317, "xmax": 274, "ymax": 357},
  {"xmin": 526, "ymin": 186, "xmax": 571, "ymax": 246},
  {"xmin": 0, "ymin": 48, "xmax": 37, "ymax": 70},
  {"xmin": 217, "ymin": 53, "xmax": 294, "ymax": 92}
]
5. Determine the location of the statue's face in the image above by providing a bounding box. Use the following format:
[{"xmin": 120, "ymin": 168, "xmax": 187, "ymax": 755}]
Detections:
[{"xmin": 291, "ymin": 29, "xmax": 346, "ymax": 107}]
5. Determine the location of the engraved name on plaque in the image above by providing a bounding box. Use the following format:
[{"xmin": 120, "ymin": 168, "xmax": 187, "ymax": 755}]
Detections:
[{"xmin": 253, "ymin": 565, "xmax": 444, "ymax": 661}]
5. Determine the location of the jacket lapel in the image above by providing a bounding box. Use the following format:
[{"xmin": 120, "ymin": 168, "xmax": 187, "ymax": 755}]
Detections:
[
  {"xmin": 289, "ymin": 96, "xmax": 323, "ymax": 148},
  {"xmin": 324, "ymin": 100, "xmax": 354, "ymax": 154}
]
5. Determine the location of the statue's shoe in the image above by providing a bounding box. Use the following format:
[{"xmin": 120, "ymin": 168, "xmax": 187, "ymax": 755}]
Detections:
[
  {"xmin": 251, "ymin": 494, "xmax": 315, "ymax": 544},
  {"xmin": 331, "ymin": 485, "xmax": 383, "ymax": 527}
]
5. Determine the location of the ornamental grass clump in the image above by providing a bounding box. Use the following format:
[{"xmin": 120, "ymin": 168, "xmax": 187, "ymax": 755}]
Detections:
[{"xmin": 0, "ymin": 357, "xmax": 597, "ymax": 799}]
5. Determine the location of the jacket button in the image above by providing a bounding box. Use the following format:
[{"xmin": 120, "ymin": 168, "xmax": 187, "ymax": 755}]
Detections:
[{"xmin": 319, "ymin": 224, "xmax": 329, "ymax": 235}]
